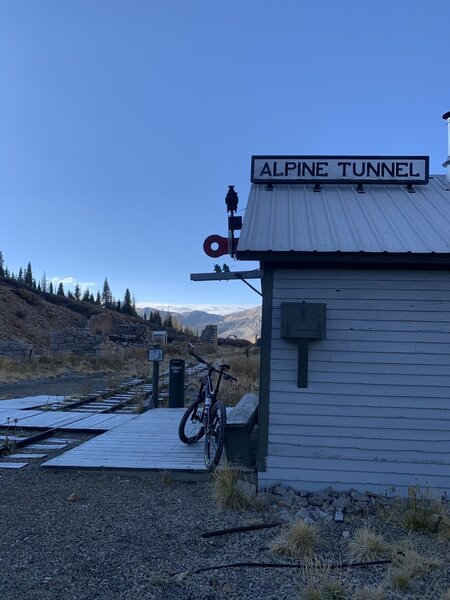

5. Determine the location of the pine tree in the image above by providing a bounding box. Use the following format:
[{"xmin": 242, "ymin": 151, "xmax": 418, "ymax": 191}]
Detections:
[
  {"xmin": 122, "ymin": 288, "xmax": 133, "ymax": 315},
  {"xmin": 17, "ymin": 267, "xmax": 24, "ymax": 282},
  {"xmin": 49, "ymin": 281, "xmax": 54, "ymax": 294},
  {"xmin": 101, "ymin": 278, "xmax": 112, "ymax": 308},
  {"xmin": 163, "ymin": 313, "xmax": 173, "ymax": 329},
  {"xmin": 24, "ymin": 262, "xmax": 33, "ymax": 286},
  {"xmin": 95, "ymin": 291, "xmax": 101, "ymax": 305},
  {"xmin": 57, "ymin": 282, "xmax": 65, "ymax": 296},
  {"xmin": 89, "ymin": 293, "xmax": 95, "ymax": 304},
  {"xmin": 74, "ymin": 282, "xmax": 81, "ymax": 301},
  {"xmin": 82, "ymin": 288, "xmax": 90, "ymax": 302},
  {"xmin": 67, "ymin": 290, "xmax": 74, "ymax": 299},
  {"xmin": 0, "ymin": 251, "xmax": 5, "ymax": 278}
]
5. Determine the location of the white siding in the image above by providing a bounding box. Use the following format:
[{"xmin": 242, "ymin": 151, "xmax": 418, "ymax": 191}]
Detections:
[{"xmin": 259, "ymin": 269, "xmax": 450, "ymax": 495}]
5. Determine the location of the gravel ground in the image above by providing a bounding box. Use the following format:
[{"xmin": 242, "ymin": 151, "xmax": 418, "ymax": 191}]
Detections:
[
  {"xmin": 0, "ymin": 466, "xmax": 303, "ymax": 600},
  {"xmin": 0, "ymin": 373, "xmax": 130, "ymax": 400},
  {"xmin": 2, "ymin": 463, "xmax": 449, "ymax": 599},
  {"xmin": 1, "ymin": 377, "xmax": 450, "ymax": 598}
]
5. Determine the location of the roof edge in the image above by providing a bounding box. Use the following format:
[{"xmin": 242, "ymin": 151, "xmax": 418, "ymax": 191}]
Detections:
[{"xmin": 236, "ymin": 250, "xmax": 450, "ymax": 270}]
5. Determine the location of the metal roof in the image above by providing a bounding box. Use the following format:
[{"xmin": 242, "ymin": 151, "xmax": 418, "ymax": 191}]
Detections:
[{"xmin": 237, "ymin": 175, "xmax": 450, "ymax": 255}]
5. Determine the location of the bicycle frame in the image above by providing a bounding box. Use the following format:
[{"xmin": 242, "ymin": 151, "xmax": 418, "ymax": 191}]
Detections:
[
  {"xmin": 196, "ymin": 362, "xmax": 227, "ymax": 432},
  {"xmin": 178, "ymin": 344, "xmax": 236, "ymax": 469}
]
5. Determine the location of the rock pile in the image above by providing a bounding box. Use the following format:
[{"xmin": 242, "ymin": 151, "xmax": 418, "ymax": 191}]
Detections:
[{"xmin": 237, "ymin": 480, "xmax": 391, "ymax": 524}]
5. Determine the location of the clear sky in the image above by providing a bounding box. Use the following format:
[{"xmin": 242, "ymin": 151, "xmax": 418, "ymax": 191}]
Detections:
[{"xmin": 1, "ymin": 0, "xmax": 449, "ymax": 312}]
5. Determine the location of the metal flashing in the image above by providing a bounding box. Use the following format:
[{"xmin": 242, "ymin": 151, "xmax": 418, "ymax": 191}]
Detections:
[{"xmin": 237, "ymin": 177, "xmax": 450, "ymax": 258}]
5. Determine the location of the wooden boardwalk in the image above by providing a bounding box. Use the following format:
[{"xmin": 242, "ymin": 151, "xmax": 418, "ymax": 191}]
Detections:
[
  {"xmin": 0, "ymin": 396, "xmax": 136, "ymax": 431},
  {"xmin": 42, "ymin": 408, "xmax": 208, "ymax": 472}
]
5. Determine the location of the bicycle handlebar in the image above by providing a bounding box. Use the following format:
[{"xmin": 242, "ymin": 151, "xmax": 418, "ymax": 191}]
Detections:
[{"xmin": 188, "ymin": 344, "xmax": 237, "ymax": 381}]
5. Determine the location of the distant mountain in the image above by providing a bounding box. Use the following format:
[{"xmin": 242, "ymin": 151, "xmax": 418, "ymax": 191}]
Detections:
[
  {"xmin": 137, "ymin": 305, "xmax": 261, "ymax": 342},
  {"xmin": 218, "ymin": 306, "xmax": 261, "ymax": 342}
]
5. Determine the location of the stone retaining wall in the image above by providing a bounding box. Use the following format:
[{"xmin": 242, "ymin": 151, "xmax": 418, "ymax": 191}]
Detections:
[{"xmin": 0, "ymin": 339, "xmax": 34, "ymax": 360}]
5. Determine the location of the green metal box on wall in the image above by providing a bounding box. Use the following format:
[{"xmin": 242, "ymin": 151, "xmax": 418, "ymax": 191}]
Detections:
[
  {"xmin": 280, "ymin": 302, "xmax": 327, "ymax": 387},
  {"xmin": 281, "ymin": 302, "xmax": 327, "ymax": 340}
]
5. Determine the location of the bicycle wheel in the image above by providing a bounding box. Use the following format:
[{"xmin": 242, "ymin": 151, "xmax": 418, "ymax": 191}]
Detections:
[
  {"xmin": 204, "ymin": 400, "xmax": 226, "ymax": 469},
  {"xmin": 178, "ymin": 396, "xmax": 205, "ymax": 444}
]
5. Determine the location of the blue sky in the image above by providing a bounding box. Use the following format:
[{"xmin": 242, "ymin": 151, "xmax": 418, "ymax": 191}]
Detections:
[{"xmin": 1, "ymin": 0, "xmax": 449, "ymax": 312}]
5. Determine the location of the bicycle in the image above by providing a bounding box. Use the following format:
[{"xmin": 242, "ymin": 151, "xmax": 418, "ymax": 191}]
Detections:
[{"xmin": 178, "ymin": 344, "xmax": 236, "ymax": 469}]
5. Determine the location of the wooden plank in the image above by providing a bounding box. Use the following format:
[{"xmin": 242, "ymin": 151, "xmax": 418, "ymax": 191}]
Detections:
[
  {"xmin": 27, "ymin": 443, "xmax": 67, "ymax": 450},
  {"xmin": 10, "ymin": 453, "xmax": 48, "ymax": 459},
  {"xmin": 0, "ymin": 462, "xmax": 28, "ymax": 469},
  {"xmin": 42, "ymin": 408, "xmax": 208, "ymax": 471}
]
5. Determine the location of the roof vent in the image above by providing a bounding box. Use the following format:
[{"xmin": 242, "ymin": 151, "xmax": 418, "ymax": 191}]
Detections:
[{"xmin": 442, "ymin": 112, "xmax": 450, "ymax": 173}]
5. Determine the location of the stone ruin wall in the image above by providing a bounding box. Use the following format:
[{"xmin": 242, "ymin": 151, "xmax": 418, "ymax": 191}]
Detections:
[
  {"xmin": 200, "ymin": 324, "xmax": 218, "ymax": 348},
  {"xmin": 49, "ymin": 326, "xmax": 124, "ymax": 358}
]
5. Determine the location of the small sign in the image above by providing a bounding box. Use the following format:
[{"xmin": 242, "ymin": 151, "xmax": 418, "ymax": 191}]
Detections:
[
  {"xmin": 149, "ymin": 347, "xmax": 164, "ymax": 362},
  {"xmin": 251, "ymin": 155, "xmax": 429, "ymax": 185}
]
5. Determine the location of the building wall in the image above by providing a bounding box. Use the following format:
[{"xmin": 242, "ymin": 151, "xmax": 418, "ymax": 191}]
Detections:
[{"xmin": 259, "ymin": 268, "xmax": 450, "ymax": 495}]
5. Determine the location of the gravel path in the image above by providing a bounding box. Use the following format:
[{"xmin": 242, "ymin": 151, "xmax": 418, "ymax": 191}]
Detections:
[{"xmin": 0, "ymin": 466, "xmax": 300, "ymax": 600}]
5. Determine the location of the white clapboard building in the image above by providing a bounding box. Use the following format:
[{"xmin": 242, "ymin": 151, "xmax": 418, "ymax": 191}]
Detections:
[{"xmin": 237, "ymin": 122, "xmax": 450, "ymax": 495}]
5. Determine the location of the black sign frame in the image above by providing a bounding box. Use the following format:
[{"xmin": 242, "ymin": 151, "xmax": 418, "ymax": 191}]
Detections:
[{"xmin": 251, "ymin": 155, "xmax": 430, "ymax": 185}]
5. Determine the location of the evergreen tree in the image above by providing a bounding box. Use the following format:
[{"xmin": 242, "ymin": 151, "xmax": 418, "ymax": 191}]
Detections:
[
  {"xmin": 4, "ymin": 266, "xmax": 10, "ymax": 279},
  {"xmin": 57, "ymin": 282, "xmax": 65, "ymax": 296},
  {"xmin": 37, "ymin": 281, "xmax": 41, "ymax": 291},
  {"xmin": 122, "ymin": 288, "xmax": 133, "ymax": 315},
  {"xmin": 95, "ymin": 291, "xmax": 101, "ymax": 305},
  {"xmin": 89, "ymin": 293, "xmax": 95, "ymax": 304},
  {"xmin": 49, "ymin": 281, "xmax": 54, "ymax": 294},
  {"xmin": 17, "ymin": 267, "xmax": 24, "ymax": 282},
  {"xmin": 74, "ymin": 282, "xmax": 81, "ymax": 301},
  {"xmin": 0, "ymin": 251, "xmax": 4, "ymax": 278},
  {"xmin": 67, "ymin": 290, "xmax": 74, "ymax": 299},
  {"xmin": 163, "ymin": 313, "xmax": 173, "ymax": 329},
  {"xmin": 101, "ymin": 278, "xmax": 112, "ymax": 308},
  {"xmin": 24, "ymin": 262, "xmax": 33, "ymax": 286},
  {"xmin": 82, "ymin": 288, "xmax": 90, "ymax": 302}
]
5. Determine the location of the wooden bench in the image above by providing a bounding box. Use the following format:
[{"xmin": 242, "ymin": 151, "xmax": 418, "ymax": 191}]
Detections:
[{"xmin": 225, "ymin": 393, "xmax": 259, "ymax": 467}]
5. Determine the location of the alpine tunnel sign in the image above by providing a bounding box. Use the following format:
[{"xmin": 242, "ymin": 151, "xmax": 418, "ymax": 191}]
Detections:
[{"xmin": 251, "ymin": 155, "xmax": 429, "ymax": 185}]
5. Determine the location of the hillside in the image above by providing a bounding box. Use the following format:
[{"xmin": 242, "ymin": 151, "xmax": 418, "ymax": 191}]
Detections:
[{"xmin": 0, "ymin": 280, "xmax": 140, "ymax": 353}]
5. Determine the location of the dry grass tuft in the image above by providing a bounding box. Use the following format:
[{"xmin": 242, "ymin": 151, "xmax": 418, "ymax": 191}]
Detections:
[
  {"xmin": 271, "ymin": 520, "xmax": 318, "ymax": 558},
  {"xmin": 353, "ymin": 586, "xmax": 385, "ymax": 600},
  {"xmin": 386, "ymin": 541, "xmax": 441, "ymax": 592},
  {"xmin": 380, "ymin": 485, "xmax": 446, "ymax": 535},
  {"xmin": 213, "ymin": 348, "xmax": 259, "ymax": 406},
  {"xmin": 211, "ymin": 461, "xmax": 253, "ymax": 510},
  {"xmin": 300, "ymin": 559, "xmax": 347, "ymax": 600},
  {"xmin": 441, "ymin": 590, "xmax": 450, "ymax": 600},
  {"xmin": 300, "ymin": 580, "xmax": 346, "ymax": 600},
  {"xmin": 348, "ymin": 527, "xmax": 391, "ymax": 561}
]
